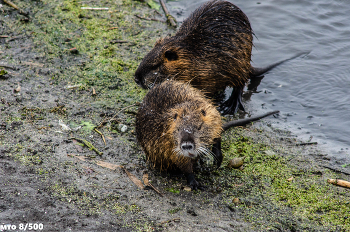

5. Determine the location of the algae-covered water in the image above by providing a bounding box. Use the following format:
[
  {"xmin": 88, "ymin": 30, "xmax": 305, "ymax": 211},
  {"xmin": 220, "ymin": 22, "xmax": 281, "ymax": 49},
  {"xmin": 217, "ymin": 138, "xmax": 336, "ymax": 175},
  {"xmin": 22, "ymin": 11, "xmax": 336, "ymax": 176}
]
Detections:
[{"xmin": 167, "ymin": 0, "xmax": 350, "ymax": 162}]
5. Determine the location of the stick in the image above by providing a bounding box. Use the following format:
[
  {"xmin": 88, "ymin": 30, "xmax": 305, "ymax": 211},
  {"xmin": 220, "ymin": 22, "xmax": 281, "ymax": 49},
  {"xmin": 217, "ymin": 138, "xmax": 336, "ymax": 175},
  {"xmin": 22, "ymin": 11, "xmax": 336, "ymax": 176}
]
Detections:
[
  {"xmin": 158, "ymin": 218, "xmax": 180, "ymax": 225},
  {"xmin": 110, "ymin": 39, "xmax": 129, "ymax": 44},
  {"xmin": 94, "ymin": 128, "xmax": 106, "ymax": 146},
  {"xmin": 135, "ymin": 14, "xmax": 166, "ymax": 23},
  {"xmin": 327, "ymin": 179, "xmax": 350, "ymax": 189},
  {"xmin": 0, "ymin": 63, "xmax": 19, "ymax": 70},
  {"xmin": 3, "ymin": 0, "xmax": 29, "ymax": 17},
  {"xmin": 295, "ymin": 142, "xmax": 318, "ymax": 146},
  {"xmin": 69, "ymin": 137, "xmax": 103, "ymax": 156},
  {"xmin": 322, "ymin": 165, "xmax": 350, "ymax": 176},
  {"xmin": 142, "ymin": 173, "xmax": 163, "ymax": 196},
  {"xmin": 107, "ymin": 27, "xmax": 118, "ymax": 30},
  {"xmin": 81, "ymin": 7, "xmax": 109, "ymax": 10},
  {"xmin": 159, "ymin": 0, "xmax": 177, "ymax": 27}
]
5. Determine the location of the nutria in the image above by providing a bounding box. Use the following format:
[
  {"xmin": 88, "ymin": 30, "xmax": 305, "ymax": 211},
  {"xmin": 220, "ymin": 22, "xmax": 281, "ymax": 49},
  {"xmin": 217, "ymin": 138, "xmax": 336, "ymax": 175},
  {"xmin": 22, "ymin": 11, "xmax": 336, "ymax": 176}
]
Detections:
[
  {"xmin": 136, "ymin": 80, "xmax": 279, "ymax": 189},
  {"xmin": 134, "ymin": 0, "xmax": 304, "ymax": 115}
]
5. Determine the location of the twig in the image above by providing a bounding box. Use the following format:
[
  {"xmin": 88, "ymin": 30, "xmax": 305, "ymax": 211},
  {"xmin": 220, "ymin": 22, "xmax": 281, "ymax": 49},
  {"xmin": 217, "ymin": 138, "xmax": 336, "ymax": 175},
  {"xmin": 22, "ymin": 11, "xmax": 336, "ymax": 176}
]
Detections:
[
  {"xmin": 322, "ymin": 165, "xmax": 350, "ymax": 176},
  {"xmin": 327, "ymin": 179, "xmax": 350, "ymax": 189},
  {"xmin": 6, "ymin": 35, "xmax": 26, "ymax": 42},
  {"xmin": 295, "ymin": 142, "xmax": 318, "ymax": 146},
  {"xmin": 0, "ymin": 63, "xmax": 19, "ymax": 70},
  {"xmin": 159, "ymin": 0, "xmax": 177, "ymax": 27},
  {"xmin": 107, "ymin": 27, "xmax": 118, "ymax": 30},
  {"xmin": 81, "ymin": 7, "xmax": 109, "ymax": 10},
  {"xmin": 0, "ymin": 35, "xmax": 10, "ymax": 38},
  {"xmin": 69, "ymin": 137, "xmax": 103, "ymax": 156},
  {"xmin": 143, "ymin": 173, "xmax": 163, "ymax": 196},
  {"xmin": 3, "ymin": 0, "xmax": 29, "ymax": 17},
  {"xmin": 158, "ymin": 218, "xmax": 180, "ymax": 225},
  {"xmin": 110, "ymin": 39, "xmax": 129, "ymax": 44},
  {"xmin": 135, "ymin": 14, "xmax": 166, "ymax": 23},
  {"xmin": 94, "ymin": 128, "xmax": 106, "ymax": 146}
]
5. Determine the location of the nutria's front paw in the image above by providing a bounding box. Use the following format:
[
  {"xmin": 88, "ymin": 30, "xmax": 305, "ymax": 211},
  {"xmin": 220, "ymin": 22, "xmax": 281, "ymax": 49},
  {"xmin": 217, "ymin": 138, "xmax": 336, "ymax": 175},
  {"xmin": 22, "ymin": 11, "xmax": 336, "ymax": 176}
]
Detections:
[{"xmin": 186, "ymin": 173, "xmax": 205, "ymax": 190}]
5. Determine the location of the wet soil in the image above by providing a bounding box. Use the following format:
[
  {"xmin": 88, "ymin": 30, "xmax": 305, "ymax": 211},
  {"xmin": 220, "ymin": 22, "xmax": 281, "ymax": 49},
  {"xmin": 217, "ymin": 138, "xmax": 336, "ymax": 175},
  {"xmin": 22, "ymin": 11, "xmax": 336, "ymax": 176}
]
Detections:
[{"xmin": 1, "ymin": 0, "xmax": 349, "ymax": 231}]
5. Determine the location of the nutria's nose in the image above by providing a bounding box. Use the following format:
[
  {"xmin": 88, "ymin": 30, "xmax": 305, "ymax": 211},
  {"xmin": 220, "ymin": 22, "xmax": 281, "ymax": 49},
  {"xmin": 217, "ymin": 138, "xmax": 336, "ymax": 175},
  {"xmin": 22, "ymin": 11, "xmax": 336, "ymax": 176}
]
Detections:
[
  {"xmin": 134, "ymin": 75, "xmax": 142, "ymax": 86},
  {"xmin": 180, "ymin": 129, "xmax": 195, "ymax": 151},
  {"xmin": 181, "ymin": 142, "xmax": 194, "ymax": 151}
]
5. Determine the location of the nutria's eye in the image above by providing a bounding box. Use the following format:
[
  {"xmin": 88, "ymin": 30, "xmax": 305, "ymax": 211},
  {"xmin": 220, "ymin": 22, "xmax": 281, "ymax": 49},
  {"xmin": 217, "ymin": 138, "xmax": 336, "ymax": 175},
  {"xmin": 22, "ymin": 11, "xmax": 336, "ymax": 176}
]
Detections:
[
  {"xmin": 201, "ymin": 109, "xmax": 206, "ymax": 116},
  {"xmin": 174, "ymin": 113, "xmax": 178, "ymax": 120},
  {"xmin": 164, "ymin": 50, "xmax": 178, "ymax": 61}
]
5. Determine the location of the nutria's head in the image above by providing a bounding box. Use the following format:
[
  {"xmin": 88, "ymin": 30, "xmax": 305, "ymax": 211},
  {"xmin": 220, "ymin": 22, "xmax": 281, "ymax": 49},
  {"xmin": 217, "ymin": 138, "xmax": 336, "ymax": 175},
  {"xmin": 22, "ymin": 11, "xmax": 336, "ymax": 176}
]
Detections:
[
  {"xmin": 134, "ymin": 36, "xmax": 194, "ymax": 89},
  {"xmin": 165, "ymin": 101, "xmax": 222, "ymax": 161},
  {"xmin": 134, "ymin": 0, "xmax": 253, "ymax": 93}
]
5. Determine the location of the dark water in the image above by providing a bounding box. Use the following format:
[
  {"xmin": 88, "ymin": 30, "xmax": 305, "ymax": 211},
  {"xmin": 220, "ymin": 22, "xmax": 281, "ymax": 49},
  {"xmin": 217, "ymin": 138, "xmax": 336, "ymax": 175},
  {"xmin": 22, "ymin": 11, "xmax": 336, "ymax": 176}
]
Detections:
[{"xmin": 167, "ymin": 0, "xmax": 350, "ymax": 161}]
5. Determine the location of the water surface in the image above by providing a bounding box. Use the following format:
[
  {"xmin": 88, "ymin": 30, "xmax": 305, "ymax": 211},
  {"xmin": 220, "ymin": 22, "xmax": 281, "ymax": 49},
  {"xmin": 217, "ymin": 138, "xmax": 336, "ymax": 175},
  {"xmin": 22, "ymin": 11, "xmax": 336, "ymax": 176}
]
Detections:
[{"xmin": 167, "ymin": 0, "xmax": 350, "ymax": 162}]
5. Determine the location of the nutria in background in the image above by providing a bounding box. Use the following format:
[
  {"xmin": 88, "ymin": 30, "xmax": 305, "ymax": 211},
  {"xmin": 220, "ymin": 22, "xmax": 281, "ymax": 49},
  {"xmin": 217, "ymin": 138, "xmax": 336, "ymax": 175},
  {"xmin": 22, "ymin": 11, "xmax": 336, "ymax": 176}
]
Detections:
[
  {"xmin": 134, "ymin": 0, "xmax": 300, "ymax": 115},
  {"xmin": 136, "ymin": 80, "xmax": 279, "ymax": 189}
]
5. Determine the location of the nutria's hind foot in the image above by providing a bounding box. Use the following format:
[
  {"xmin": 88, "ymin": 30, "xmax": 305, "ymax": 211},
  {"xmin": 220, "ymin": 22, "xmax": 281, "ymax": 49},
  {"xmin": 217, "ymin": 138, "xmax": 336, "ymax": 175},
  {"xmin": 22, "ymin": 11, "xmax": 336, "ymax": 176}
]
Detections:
[
  {"xmin": 219, "ymin": 88, "xmax": 245, "ymax": 115},
  {"xmin": 185, "ymin": 173, "xmax": 205, "ymax": 190}
]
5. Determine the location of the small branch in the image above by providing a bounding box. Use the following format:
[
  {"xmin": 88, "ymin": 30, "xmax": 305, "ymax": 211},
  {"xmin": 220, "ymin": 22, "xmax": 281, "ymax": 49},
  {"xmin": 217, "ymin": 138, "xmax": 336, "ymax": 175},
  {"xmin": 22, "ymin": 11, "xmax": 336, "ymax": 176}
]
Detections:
[
  {"xmin": 143, "ymin": 173, "xmax": 163, "ymax": 196},
  {"xmin": 94, "ymin": 128, "xmax": 106, "ymax": 146},
  {"xmin": 135, "ymin": 14, "xmax": 166, "ymax": 23},
  {"xmin": 110, "ymin": 39, "xmax": 129, "ymax": 44},
  {"xmin": 322, "ymin": 165, "xmax": 350, "ymax": 176},
  {"xmin": 3, "ymin": 0, "xmax": 29, "ymax": 17},
  {"xmin": 327, "ymin": 179, "xmax": 350, "ymax": 189},
  {"xmin": 81, "ymin": 7, "xmax": 109, "ymax": 10},
  {"xmin": 69, "ymin": 137, "xmax": 103, "ymax": 156},
  {"xmin": 107, "ymin": 27, "xmax": 118, "ymax": 30},
  {"xmin": 159, "ymin": 0, "xmax": 177, "ymax": 27},
  {"xmin": 295, "ymin": 142, "xmax": 318, "ymax": 146},
  {"xmin": 0, "ymin": 63, "xmax": 19, "ymax": 70},
  {"xmin": 158, "ymin": 218, "xmax": 180, "ymax": 225}
]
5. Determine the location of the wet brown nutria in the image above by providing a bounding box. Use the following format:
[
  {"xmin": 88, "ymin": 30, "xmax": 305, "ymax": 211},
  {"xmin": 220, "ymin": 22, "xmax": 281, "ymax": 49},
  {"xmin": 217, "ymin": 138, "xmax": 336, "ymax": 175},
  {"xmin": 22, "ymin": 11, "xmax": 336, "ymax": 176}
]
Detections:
[
  {"xmin": 136, "ymin": 80, "xmax": 279, "ymax": 189},
  {"xmin": 134, "ymin": 0, "xmax": 304, "ymax": 115}
]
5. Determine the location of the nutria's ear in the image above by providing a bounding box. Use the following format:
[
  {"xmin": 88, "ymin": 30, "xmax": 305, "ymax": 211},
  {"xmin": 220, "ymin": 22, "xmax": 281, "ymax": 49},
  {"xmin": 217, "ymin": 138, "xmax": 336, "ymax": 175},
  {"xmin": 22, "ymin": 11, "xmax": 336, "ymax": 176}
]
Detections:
[{"xmin": 164, "ymin": 50, "xmax": 178, "ymax": 61}]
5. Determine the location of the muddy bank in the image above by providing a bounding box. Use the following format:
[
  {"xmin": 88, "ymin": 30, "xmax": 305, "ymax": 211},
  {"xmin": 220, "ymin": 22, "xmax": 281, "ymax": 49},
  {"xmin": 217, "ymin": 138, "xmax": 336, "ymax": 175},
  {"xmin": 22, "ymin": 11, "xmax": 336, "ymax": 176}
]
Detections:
[{"xmin": 1, "ymin": 0, "xmax": 349, "ymax": 231}]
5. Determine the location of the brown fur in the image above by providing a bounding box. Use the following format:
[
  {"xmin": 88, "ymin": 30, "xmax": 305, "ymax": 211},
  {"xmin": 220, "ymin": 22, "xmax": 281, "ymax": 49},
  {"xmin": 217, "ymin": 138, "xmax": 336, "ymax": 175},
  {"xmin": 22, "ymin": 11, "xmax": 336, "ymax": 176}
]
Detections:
[
  {"xmin": 136, "ymin": 80, "xmax": 222, "ymax": 187},
  {"xmin": 134, "ymin": 0, "xmax": 253, "ymax": 98}
]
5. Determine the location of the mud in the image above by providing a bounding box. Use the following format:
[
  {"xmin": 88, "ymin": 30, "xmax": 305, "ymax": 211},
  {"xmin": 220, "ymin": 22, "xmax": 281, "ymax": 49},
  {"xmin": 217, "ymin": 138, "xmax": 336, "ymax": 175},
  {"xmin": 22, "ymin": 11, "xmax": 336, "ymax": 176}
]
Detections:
[{"xmin": 1, "ymin": 0, "xmax": 349, "ymax": 231}]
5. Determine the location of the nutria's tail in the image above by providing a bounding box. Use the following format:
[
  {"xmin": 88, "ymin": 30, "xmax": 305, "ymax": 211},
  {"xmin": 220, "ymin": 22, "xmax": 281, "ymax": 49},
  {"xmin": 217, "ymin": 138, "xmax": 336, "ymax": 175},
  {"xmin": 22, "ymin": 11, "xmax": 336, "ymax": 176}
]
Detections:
[
  {"xmin": 222, "ymin": 110, "xmax": 279, "ymax": 131},
  {"xmin": 250, "ymin": 51, "xmax": 310, "ymax": 78}
]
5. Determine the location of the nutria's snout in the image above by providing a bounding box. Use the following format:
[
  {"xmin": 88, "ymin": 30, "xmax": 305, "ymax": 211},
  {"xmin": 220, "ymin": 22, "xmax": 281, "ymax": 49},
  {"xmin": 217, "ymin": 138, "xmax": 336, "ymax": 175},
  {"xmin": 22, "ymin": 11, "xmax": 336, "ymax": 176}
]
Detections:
[
  {"xmin": 134, "ymin": 73, "xmax": 146, "ymax": 89},
  {"xmin": 179, "ymin": 129, "xmax": 197, "ymax": 158}
]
